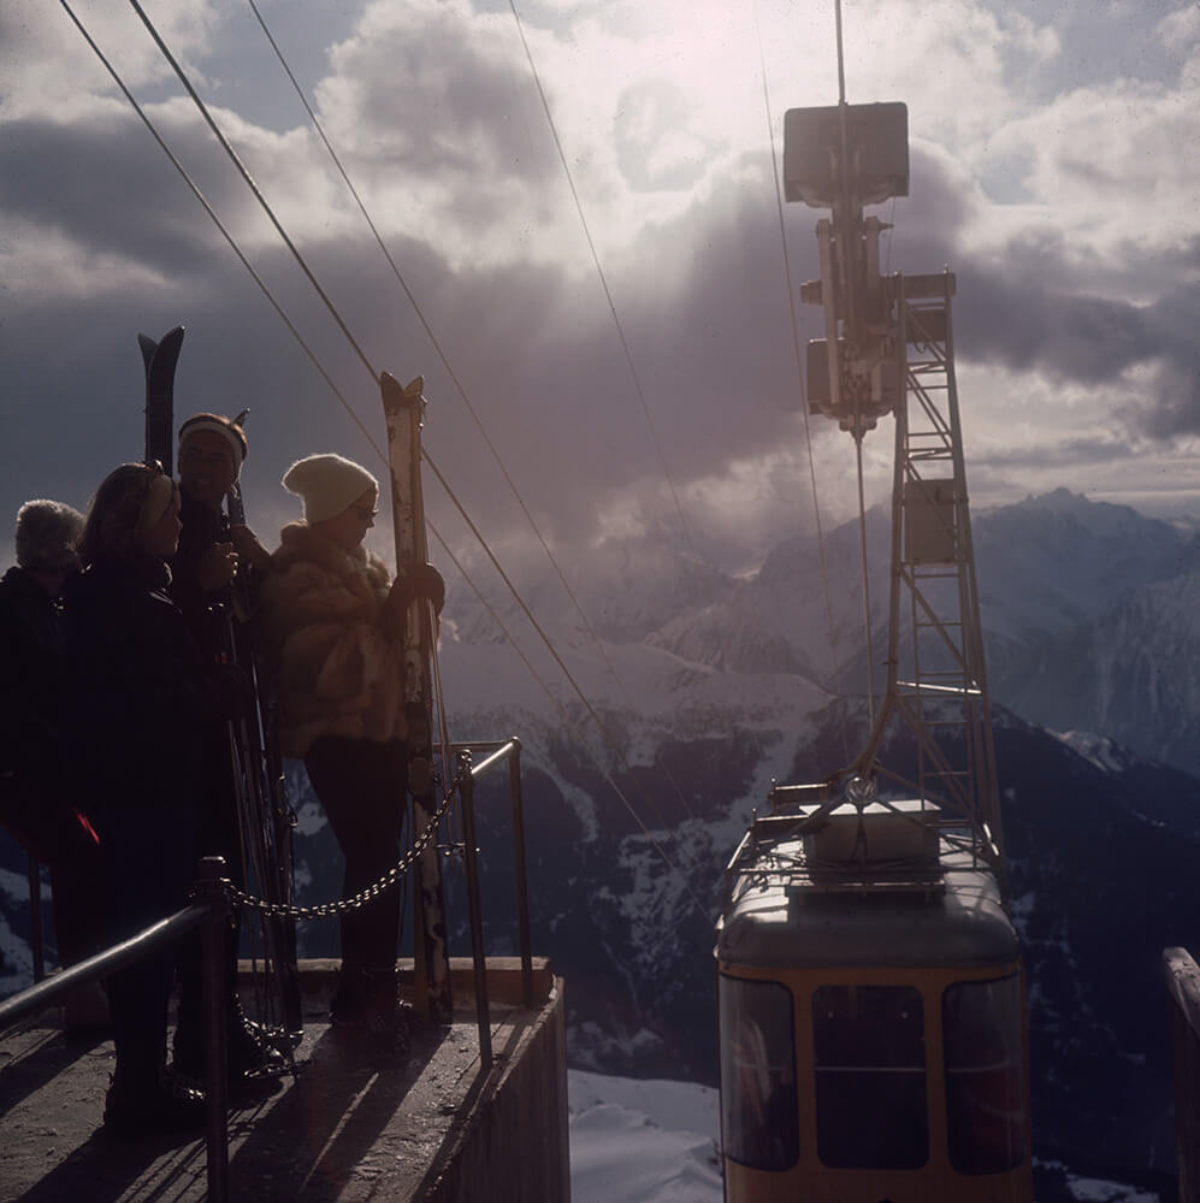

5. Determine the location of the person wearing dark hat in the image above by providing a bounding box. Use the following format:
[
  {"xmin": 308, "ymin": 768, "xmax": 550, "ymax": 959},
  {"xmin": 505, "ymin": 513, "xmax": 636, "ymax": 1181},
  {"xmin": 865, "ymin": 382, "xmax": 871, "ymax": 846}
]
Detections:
[
  {"xmin": 0, "ymin": 500, "xmax": 106, "ymax": 998},
  {"xmin": 168, "ymin": 411, "xmax": 282, "ymax": 1087},
  {"xmin": 260, "ymin": 453, "xmax": 444, "ymax": 1042}
]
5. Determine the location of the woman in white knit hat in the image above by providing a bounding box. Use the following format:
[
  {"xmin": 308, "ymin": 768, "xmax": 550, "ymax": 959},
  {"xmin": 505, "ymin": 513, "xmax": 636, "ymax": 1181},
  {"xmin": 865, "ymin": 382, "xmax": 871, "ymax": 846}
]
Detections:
[{"xmin": 259, "ymin": 453, "xmax": 443, "ymax": 1042}]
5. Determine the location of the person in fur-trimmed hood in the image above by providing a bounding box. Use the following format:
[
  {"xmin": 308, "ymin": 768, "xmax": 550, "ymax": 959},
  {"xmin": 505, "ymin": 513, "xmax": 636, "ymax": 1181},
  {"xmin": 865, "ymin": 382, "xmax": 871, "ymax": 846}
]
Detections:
[{"xmin": 260, "ymin": 453, "xmax": 443, "ymax": 1042}]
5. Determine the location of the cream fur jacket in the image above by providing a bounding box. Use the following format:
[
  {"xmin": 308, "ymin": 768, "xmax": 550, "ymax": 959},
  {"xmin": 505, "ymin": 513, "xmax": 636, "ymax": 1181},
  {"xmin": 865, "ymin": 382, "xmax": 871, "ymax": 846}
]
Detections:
[{"xmin": 260, "ymin": 521, "xmax": 406, "ymax": 758}]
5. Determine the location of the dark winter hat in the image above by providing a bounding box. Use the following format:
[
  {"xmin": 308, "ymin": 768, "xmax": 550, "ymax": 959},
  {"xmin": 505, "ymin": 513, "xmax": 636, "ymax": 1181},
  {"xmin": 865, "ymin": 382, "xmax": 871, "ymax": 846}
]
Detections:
[
  {"xmin": 15, "ymin": 499, "xmax": 85, "ymax": 573},
  {"xmin": 178, "ymin": 412, "xmax": 248, "ymax": 470},
  {"xmin": 282, "ymin": 454, "xmax": 379, "ymax": 524}
]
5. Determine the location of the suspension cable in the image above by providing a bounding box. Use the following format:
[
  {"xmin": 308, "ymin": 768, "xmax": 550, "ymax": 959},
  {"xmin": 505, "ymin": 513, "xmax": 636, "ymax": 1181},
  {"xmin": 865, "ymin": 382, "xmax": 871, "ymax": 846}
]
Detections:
[
  {"xmin": 57, "ymin": 0, "xmax": 385, "ymax": 464},
  {"xmin": 126, "ymin": 0, "xmax": 380, "ymax": 388},
  {"xmin": 244, "ymin": 0, "xmax": 698, "ymax": 824},
  {"xmin": 507, "ymin": 1, "xmax": 782, "ymax": 786},
  {"xmin": 419, "ymin": 451, "xmax": 693, "ymax": 836},
  {"xmin": 69, "ymin": 0, "xmax": 720, "ymax": 914},
  {"xmin": 428, "ymin": 528, "xmax": 714, "ymax": 920},
  {"xmin": 753, "ymin": 0, "xmax": 842, "ymax": 702},
  {"xmin": 855, "ymin": 431, "xmax": 877, "ymax": 728},
  {"xmin": 507, "ymin": 0, "xmax": 694, "ymax": 554}
]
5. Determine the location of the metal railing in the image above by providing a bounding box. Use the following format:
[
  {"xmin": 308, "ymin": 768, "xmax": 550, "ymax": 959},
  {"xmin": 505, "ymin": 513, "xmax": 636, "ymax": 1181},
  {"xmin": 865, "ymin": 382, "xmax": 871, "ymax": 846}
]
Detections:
[
  {"xmin": 444, "ymin": 737, "xmax": 533, "ymax": 1070},
  {"xmin": 2, "ymin": 736, "xmax": 534, "ymax": 1192},
  {"xmin": 0, "ymin": 856, "xmax": 236, "ymax": 1201}
]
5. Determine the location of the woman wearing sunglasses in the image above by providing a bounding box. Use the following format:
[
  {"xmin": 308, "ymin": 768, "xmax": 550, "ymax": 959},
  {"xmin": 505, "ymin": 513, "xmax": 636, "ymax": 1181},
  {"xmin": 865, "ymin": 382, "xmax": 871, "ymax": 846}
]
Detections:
[{"xmin": 260, "ymin": 453, "xmax": 443, "ymax": 1044}]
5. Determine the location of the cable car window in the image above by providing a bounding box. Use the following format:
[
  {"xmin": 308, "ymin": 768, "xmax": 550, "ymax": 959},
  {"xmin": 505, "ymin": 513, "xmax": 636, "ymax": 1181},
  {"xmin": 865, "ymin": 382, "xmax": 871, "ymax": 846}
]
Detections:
[
  {"xmin": 943, "ymin": 974, "xmax": 1028, "ymax": 1174},
  {"xmin": 813, "ymin": 984, "xmax": 928, "ymax": 1169},
  {"xmin": 719, "ymin": 975, "xmax": 799, "ymax": 1171}
]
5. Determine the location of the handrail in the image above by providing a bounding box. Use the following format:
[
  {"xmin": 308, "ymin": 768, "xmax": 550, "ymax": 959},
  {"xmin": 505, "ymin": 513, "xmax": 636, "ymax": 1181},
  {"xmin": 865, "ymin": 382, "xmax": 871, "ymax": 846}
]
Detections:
[
  {"xmin": 0, "ymin": 901, "xmax": 213, "ymax": 1034},
  {"xmin": 0, "ymin": 857, "xmax": 234, "ymax": 1203}
]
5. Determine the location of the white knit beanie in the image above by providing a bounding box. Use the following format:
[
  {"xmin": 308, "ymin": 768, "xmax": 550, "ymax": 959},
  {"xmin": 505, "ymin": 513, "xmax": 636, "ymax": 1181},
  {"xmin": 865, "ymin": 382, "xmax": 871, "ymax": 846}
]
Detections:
[{"xmin": 282, "ymin": 454, "xmax": 379, "ymax": 524}]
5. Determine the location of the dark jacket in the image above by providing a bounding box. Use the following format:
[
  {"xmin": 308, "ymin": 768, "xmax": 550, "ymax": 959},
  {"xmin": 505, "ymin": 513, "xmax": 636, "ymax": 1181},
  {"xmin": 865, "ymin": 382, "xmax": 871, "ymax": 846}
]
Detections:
[
  {"xmin": 63, "ymin": 556, "xmax": 219, "ymax": 814},
  {"xmin": 170, "ymin": 491, "xmax": 235, "ymax": 661},
  {"xmin": 0, "ymin": 566, "xmax": 69, "ymax": 779}
]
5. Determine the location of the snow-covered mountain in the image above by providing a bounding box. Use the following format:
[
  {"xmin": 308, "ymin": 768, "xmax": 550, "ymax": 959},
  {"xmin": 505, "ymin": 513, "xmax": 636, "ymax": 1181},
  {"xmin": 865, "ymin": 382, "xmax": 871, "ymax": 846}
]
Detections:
[{"xmin": 458, "ymin": 486, "xmax": 1200, "ymax": 777}]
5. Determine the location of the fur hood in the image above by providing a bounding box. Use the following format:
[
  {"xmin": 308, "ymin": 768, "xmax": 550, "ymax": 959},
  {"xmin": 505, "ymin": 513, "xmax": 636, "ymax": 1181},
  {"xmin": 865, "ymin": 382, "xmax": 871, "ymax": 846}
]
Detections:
[{"xmin": 260, "ymin": 522, "xmax": 405, "ymax": 757}]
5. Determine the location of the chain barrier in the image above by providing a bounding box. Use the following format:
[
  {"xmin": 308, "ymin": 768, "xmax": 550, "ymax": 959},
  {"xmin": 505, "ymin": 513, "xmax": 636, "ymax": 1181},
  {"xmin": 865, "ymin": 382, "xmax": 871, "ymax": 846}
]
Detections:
[{"xmin": 215, "ymin": 781, "xmax": 458, "ymax": 921}]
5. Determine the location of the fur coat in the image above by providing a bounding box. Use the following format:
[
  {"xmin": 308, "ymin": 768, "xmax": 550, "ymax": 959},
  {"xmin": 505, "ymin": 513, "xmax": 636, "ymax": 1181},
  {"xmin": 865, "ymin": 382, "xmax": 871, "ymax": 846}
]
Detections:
[{"xmin": 260, "ymin": 522, "xmax": 406, "ymax": 758}]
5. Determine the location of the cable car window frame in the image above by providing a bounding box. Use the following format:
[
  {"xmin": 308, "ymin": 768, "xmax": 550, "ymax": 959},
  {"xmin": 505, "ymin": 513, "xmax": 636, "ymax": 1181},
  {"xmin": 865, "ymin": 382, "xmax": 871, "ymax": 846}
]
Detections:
[
  {"xmin": 812, "ymin": 983, "xmax": 929, "ymax": 1170},
  {"xmin": 718, "ymin": 975, "xmax": 800, "ymax": 1172},
  {"xmin": 943, "ymin": 973, "xmax": 1028, "ymax": 1174}
]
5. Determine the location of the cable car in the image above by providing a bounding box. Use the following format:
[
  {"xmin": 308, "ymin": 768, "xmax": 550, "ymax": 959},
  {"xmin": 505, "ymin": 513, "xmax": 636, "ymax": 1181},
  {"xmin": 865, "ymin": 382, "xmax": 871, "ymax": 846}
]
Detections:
[
  {"xmin": 717, "ymin": 10, "xmax": 1033, "ymax": 1197},
  {"xmin": 717, "ymin": 798, "xmax": 1032, "ymax": 1202}
]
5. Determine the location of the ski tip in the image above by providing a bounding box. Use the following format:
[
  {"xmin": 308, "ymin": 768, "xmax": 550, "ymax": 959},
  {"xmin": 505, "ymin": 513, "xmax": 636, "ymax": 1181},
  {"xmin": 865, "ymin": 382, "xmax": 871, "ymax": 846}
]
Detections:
[{"xmin": 380, "ymin": 372, "xmax": 424, "ymax": 398}]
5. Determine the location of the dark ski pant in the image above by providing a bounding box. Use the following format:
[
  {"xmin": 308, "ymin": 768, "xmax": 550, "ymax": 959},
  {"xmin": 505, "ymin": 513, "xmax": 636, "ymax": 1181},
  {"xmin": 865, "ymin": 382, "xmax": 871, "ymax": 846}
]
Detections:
[
  {"xmin": 0, "ymin": 774, "xmax": 106, "ymax": 968},
  {"xmin": 176, "ymin": 721, "xmax": 245, "ymax": 1040},
  {"xmin": 91, "ymin": 803, "xmax": 196, "ymax": 1083},
  {"xmin": 304, "ymin": 736, "xmax": 408, "ymax": 976}
]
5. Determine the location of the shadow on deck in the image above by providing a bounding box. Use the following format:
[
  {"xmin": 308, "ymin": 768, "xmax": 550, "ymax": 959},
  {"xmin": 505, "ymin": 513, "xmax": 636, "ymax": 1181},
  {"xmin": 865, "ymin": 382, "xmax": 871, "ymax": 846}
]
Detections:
[{"xmin": 0, "ymin": 958, "xmax": 569, "ymax": 1203}]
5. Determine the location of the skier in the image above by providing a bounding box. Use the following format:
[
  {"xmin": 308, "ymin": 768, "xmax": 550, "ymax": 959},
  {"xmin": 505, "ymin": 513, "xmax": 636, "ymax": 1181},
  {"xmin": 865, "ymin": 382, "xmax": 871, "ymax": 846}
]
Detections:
[
  {"xmin": 259, "ymin": 453, "xmax": 443, "ymax": 1043},
  {"xmin": 168, "ymin": 412, "xmax": 283, "ymax": 1086},
  {"xmin": 0, "ymin": 500, "xmax": 107, "ymax": 1028},
  {"xmin": 63, "ymin": 462, "xmax": 237, "ymax": 1133},
  {"xmin": 171, "ymin": 411, "xmax": 270, "ymax": 618}
]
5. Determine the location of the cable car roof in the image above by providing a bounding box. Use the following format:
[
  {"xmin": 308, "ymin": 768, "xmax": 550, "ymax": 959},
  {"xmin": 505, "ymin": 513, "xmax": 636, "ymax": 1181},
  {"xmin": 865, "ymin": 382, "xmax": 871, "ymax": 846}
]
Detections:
[{"xmin": 718, "ymin": 840, "xmax": 1019, "ymax": 970}]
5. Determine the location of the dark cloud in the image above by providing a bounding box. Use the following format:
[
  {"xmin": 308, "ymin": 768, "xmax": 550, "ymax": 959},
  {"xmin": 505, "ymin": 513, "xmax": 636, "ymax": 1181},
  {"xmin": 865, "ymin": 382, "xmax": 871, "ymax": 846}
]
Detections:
[
  {"xmin": 877, "ymin": 143, "xmax": 1200, "ymax": 440},
  {"xmin": 955, "ymin": 268, "xmax": 1151, "ymax": 382},
  {"xmin": 975, "ymin": 437, "xmax": 1136, "ymax": 471},
  {"xmin": 0, "ymin": 112, "xmax": 275, "ymax": 273},
  {"xmin": 952, "ymin": 267, "xmax": 1200, "ymax": 438}
]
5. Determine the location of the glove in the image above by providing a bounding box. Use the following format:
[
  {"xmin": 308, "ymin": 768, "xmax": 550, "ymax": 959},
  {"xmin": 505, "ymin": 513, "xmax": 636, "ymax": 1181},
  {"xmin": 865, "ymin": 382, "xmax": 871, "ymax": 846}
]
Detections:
[
  {"xmin": 382, "ymin": 563, "xmax": 445, "ymax": 642},
  {"xmin": 404, "ymin": 562, "xmax": 445, "ymax": 615}
]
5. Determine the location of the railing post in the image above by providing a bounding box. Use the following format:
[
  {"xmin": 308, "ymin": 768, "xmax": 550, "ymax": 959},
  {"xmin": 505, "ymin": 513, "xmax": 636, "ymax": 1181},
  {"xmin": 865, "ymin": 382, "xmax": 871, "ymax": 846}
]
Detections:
[
  {"xmin": 458, "ymin": 751, "xmax": 492, "ymax": 1070},
  {"xmin": 507, "ymin": 738, "xmax": 534, "ymax": 1009},
  {"xmin": 195, "ymin": 856, "xmax": 231, "ymax": 1203},
  {"xmin": 1166, "ymin": 947, "xmax": 1200, "ymax": 1203}
]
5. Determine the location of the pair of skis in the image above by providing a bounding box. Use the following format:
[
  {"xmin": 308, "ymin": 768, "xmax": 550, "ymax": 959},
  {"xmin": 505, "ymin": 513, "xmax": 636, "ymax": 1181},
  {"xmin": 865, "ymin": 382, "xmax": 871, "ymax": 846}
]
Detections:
[
  {"xmin": 140, "ymin": 335, "xmax": 452, "ymax": 1028},
  {"xmin": 138, "ymin": 327, "xmax": 302, "ymax": 1046}
]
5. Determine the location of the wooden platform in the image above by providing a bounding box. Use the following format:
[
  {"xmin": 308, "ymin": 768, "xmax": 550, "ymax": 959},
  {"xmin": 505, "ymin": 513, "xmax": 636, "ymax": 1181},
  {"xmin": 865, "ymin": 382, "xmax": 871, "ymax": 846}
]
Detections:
[{"xmin": 0, "ymin": 959, "xmax": 569, "ymax": 1203}]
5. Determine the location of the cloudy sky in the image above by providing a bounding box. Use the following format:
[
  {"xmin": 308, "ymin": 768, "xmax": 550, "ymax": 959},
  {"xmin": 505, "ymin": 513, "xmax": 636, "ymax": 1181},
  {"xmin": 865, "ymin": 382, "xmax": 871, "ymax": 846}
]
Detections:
[{"xmin": 2, "ymin": 0, "xmax": 1199, "ymax": 583}]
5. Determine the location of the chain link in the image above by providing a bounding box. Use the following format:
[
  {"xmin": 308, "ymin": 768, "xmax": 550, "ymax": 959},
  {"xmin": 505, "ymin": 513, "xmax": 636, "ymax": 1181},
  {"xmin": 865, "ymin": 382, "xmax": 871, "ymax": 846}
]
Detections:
[{"xmin": 223, "ymin": 786, "xmax": 456, "ymax": 921}]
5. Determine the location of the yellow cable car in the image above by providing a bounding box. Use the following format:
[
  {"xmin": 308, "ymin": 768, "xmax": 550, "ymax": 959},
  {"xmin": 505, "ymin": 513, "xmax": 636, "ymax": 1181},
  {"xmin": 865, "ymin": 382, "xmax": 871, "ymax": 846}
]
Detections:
[{"xmin": 717, "ymin": 800, "xmax": 1032, "ymax": 1202}]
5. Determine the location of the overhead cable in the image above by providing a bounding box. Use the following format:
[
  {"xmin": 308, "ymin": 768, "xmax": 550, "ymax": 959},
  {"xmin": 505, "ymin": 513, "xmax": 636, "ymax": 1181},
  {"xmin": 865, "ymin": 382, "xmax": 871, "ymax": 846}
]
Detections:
[
  {"xmin": 56, "ymin": 0, "xmax": 384, "ymax": 463},
  {"xmin": 507, "ymin": 0, "xmax": 695, "ymax": 553},
  {"xmin": 245, "ymin": 0, "xmax": 697, "ymax": 824},
  {"xmin": 71, "ymin": 0, "xmax": 711, "ymax": 912},
  {"xmin": 430, "ymin": 526, "xmax": 713, "ymax": 919}
]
